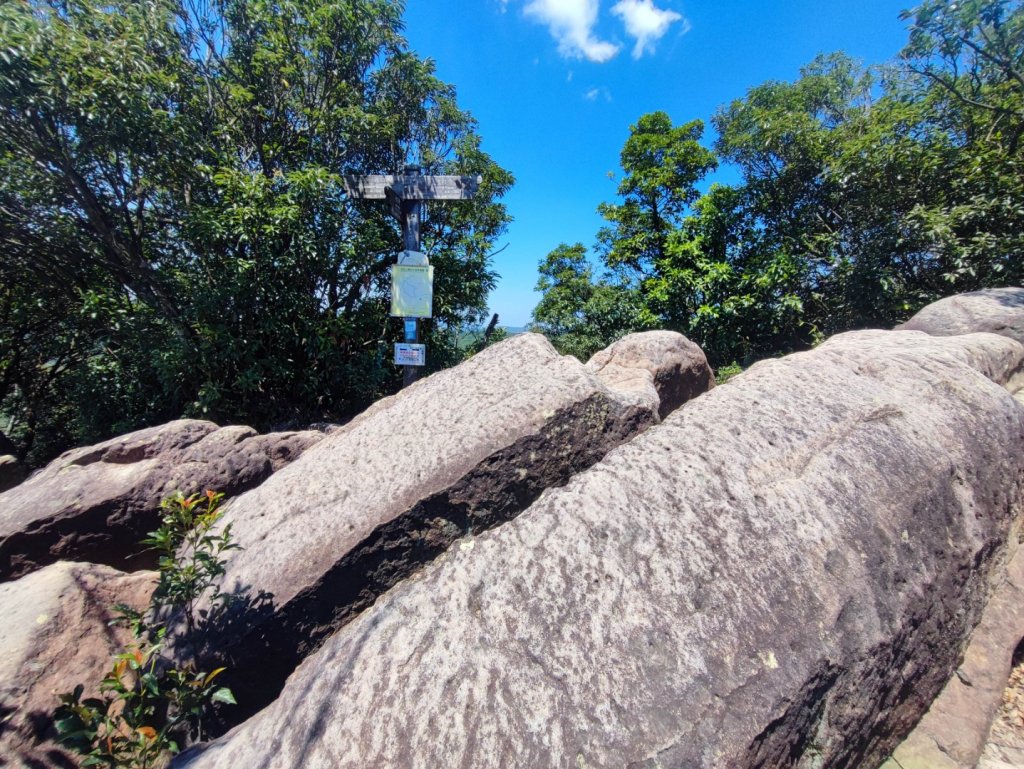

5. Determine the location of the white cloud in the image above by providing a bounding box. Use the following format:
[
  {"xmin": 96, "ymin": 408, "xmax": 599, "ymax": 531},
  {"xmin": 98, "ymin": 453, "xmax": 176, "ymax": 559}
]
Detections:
[
  {"xmin": 611, "ymin": 0, "xmax": 686, "ymax": 58},
  {"xmin": 524, "ymin": 0, "xmax": 620, "ymax": 62},
  {"xmin": 583, "ymin": 86, "xmax": 612, "ymax": 101}
]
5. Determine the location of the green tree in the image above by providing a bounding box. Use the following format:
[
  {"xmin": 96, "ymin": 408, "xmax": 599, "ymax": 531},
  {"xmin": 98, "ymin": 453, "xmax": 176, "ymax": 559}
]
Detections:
[
  {"xmin": 531, "ymin": 113, "xmax": 717, "ymax": 361},
  {"xmin": 530, "ymin": 243, "xmax": 647, "ymax": 361},
  {"xmin": 597, "ymin": 111, "xmax": 717, "ymax": 282},
  {"xmin": 0, "ymin": 0, "xmax": 512, "ymax": 463},
  {"xmin": 896, "ymin": 0, "xmax": 1024, "ymax": 289},
  {"xmin": 705, "ymin": 53, "xmax": 877, "ymax": 347},
  {"xmin": 533, "ymin": 0, "xmax": 1024, "ymax": 371}
]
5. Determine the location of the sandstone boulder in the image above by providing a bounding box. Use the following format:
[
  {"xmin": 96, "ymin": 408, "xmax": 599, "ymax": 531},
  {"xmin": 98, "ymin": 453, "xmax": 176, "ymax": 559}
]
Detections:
[
  {"xmin": 0, "ymin": 561, "xmax": 156, "ymax": 764},
  {"xmin": 586, "ymin": 330, "xmax": 715, "ymax": 419},
  {"xmin": 897, "ymin": 286, "xmax": 1024, "ymax": 345},
  {"xmin": 176, "ymin": 330, "xmax": 1024, "ymax": 769},
  {"xmin": 979, "ymin": 654, "xmax": 1024, "ymax": 769},
  {"xmin": 881, "ymin": 543, "xmax": 1024, "ymax": 769},
  {"xmin": 176, "ymin": 332, "xmax": 712, "ymax": 719},
  {"xmin": 0, "ymin": 421, "xmax": 324, "ymax": 581},
  {"xmin": 247, "ymin": 430, "xmax": 324, "ymax": 471}
]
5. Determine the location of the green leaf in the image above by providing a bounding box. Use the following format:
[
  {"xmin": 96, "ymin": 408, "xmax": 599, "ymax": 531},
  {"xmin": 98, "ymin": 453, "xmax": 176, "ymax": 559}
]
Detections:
[{"xmin": 210, "ymin": 687, "xmax": 237, "ymax": 705}]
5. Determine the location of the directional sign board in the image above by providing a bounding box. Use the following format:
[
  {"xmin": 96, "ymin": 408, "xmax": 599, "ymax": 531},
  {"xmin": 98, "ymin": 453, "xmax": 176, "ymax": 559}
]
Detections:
[
  {"xmin": 384, "ymin": 185, "xmax": 403, "ymax": 220},
  {"xmin": 394, "ymin": 343, "xmax": 426, "ymax": 366},
  {"xmin": 343, "ymin": 175, "xmax": 481, "ymax": 200},
  {"xmin": 345, "ymin": 167, "xmax": 480, "ymax": 387}
]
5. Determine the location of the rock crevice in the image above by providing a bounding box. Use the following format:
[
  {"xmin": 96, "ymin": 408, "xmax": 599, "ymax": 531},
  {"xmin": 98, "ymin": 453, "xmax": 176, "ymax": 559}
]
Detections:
[
  {"xmin": 179, "ymin": 333, "xmax": 713, "ymax": 723},
  {"xmin": 174, "ymin": 329, "xmax": 1024, "ymax": 769}
]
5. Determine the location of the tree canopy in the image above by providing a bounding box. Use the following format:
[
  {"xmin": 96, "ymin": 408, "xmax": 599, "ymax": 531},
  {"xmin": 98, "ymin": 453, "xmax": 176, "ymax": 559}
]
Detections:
[
  {"xmin": 0, "ymin": 0, "xmax": 512, "ymax": 464},
  {"xmin": 532, "ymin": 0, "xmax": 1024, "ymax": 367}
]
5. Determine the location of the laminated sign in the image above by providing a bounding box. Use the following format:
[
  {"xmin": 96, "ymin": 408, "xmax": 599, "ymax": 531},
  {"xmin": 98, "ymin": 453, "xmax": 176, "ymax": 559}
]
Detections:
[
  {"xmin": 390, "ymin": 264, "xmax": 434, "ymax": 318},
  {"xmin": 394, "ymin": 343, "xmax": 426, "ymax": 366}
]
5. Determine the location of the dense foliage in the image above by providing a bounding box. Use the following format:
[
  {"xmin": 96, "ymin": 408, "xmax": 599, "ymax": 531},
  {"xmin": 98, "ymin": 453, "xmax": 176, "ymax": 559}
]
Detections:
[
  {"xmin": 0, "ymin": 0, "xmax": 512, "ymax": 465},
  {"xmin": 532, "ymin": 0, "xmax": 1024, "ymax": 367}
]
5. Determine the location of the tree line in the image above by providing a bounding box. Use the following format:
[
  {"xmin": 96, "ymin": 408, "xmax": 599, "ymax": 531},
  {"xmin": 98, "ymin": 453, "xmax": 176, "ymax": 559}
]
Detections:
[
  {"xmin": 531, "ymin": 0, "xmax": 1024, "ymax": 367},
  {"xmin": 4, "ymin": 0, "xmax": 1021, "ymax": 468},
  {"xmin": 0, "ymin": 0, "xmax": 512, "ymax": 466}
]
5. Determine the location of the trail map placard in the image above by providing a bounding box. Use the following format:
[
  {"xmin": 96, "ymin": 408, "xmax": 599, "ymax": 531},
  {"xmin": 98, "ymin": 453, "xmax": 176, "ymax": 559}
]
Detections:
[{"xmin": 390, "ymin": 264, "xmax": 434, "ymax": 318}]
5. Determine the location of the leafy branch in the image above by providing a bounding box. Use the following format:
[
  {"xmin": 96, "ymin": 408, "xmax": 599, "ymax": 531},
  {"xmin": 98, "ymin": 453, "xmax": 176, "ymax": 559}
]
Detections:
[{"xmin": 54, "ymin": 490, "xmax": 239, "ymax": 768}]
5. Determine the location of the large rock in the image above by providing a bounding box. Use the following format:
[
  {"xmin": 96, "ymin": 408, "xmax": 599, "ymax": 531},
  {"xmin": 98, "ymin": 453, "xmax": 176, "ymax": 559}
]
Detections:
[
  {"xmin": 0, "ymin": 561, "xmax": 156, "ymax": 764},
  {"xmin": 979, "ymin": 656, "xmax": 1024, "ymax": 768},
  {"xmin": 586, "ymin": 330, "xmax": 715, "ymax": 419},
  {"xmin": 897, "ymin": 286, "xmax": 1024, "ymax": 346},
  {"xmin": 175, "ymin": 332, "xmax": 712, "ymax": 719},
  {"xmin": 0, "ymin": 421, "xmax": 324, "ymax": 581},
  {"xmin": 176, "ymin": 330, "xmax": 1024, "ymax": 769},
  {"xmin": 882, "ymin": 542, "xmax": 1024, "ymax": 769}
]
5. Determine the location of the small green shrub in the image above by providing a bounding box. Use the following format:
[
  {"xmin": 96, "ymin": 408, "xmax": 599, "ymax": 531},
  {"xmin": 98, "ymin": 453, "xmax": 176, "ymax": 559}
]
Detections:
[
  {"xmin": 55, "ymin": 491, "xmax": 239, "ymax": 768},
  {"xmin": 715, "ymin": 362, "xmax": 744, "ymax": 384},
  {"xmin": 145, "ymin": 491, "xmax": 240, "ymax": 641}
]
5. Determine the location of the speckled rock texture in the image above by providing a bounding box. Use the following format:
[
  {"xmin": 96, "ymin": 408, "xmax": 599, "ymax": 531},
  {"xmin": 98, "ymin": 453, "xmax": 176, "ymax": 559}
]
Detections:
[
  {"xmin": 174, "ymin": 332, "xmax": 707, "ymax": 721},
  {"xmin": 0, "ymin": 421, "xmax": 324, "ymax": 581},
  {"xmin": 978, "ymin": 656, "xmax": 1024, "ymax": 769},
  {"xmin": 881, "ymin": 542, "xmax": 1024, "ymax": 769},
  {"xmin": 897, "ymin": 286, "xmax": 1024, "ymax": 346},
  {"xmin": 173, "ymin": 329, "xmax": 1024, "ymax": 769},
  {"xmin": 0, "ymin": 561, "xmax": 156, "ymax": 766},
  {"xmin": 586, "ymin": 330, "xmax": 715, "ymax": 419}
]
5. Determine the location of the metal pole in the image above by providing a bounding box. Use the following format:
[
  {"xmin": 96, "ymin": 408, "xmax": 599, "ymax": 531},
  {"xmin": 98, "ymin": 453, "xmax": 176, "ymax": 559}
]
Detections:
[{"xmin": 401, "ymin": 165, "xmax": 421, "ymax": 388}]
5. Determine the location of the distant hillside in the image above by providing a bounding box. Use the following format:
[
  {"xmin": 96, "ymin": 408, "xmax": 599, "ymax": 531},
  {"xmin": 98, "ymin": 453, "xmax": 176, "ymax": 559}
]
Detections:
[{"xmin": 456, "ymin": 325, "xmax": 529, "ymax": 351}]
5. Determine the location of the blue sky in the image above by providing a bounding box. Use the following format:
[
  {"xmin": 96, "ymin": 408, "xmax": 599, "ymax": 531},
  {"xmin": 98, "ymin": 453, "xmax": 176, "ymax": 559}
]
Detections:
[{"xmin": 402, "ymin": 0, "xmax": 915, "ymax": 327}]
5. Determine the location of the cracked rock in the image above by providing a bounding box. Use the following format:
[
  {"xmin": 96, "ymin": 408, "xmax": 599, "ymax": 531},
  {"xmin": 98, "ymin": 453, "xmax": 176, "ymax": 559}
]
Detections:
[
  {"xmin": 0, "ymin": 561, "xmax": 156, "ymax": 764},
  {"xmin": 171, "ymin": 332, "xmax": 712, "ymax": 723},
  {"xmin": 175, "ymin": 330, "xmax": 1024, "ymax": 769},
  {"xmin": 0, "ymin": 421, "xmax": 324, "ymax": 581}
]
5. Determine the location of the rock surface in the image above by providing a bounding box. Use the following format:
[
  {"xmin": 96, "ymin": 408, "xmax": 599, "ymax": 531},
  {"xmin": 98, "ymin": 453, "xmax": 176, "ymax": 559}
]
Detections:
[
  {"xmin": 0, "ymin": 421, "xmax": 323, "ymax": 581},
  {"xmin": 979, "ymin": 656, "xmax": 1024, "ymax": 769},
  {"xmin": 0, "ymin": 561, "xmax": 156, "ymax": 764},
  {"xmin": 881, "ymin": 542, "xmax": 1024, "ymax": 769},
  {"xmin": 586, "ymin": 330, "xmax": 715, "ymax": 419},
  {"xmin": 174, "ymin": 329, "xmax": 1024, "ymax": 769},
  {"xmin": 897, "ymin": 286, "xmax": 1024, "ymax": 346},
  {"xmin": 177, "ymin": 332, "xmax": 711, "ymax": 720}
]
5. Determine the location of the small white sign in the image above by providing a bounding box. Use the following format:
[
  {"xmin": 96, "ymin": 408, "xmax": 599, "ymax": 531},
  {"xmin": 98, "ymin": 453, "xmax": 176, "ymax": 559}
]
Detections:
[
  {"xmin": 394, "ymin": 343, "xmax": 426, "ymax": 367},
  {"xmin": 398, "ymin": 250, "xmax": 429, "ymax": 266}
]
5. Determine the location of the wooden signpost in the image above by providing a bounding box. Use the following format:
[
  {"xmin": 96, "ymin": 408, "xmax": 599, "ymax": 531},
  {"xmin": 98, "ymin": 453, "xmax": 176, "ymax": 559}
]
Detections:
[{"xmin": 343, "ymin": 166, "xmax": 481, "ymax": 387}]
